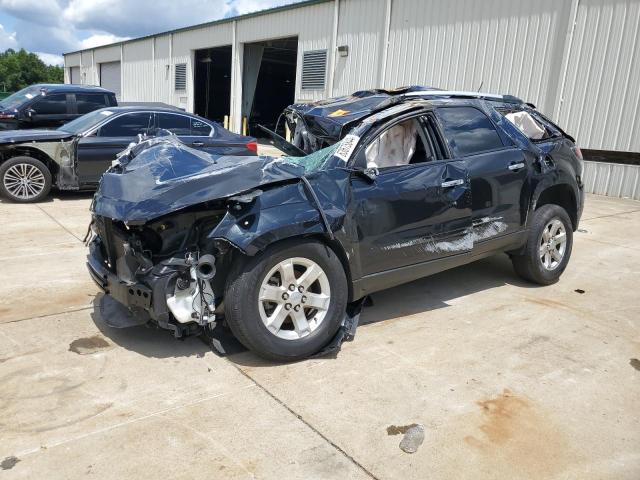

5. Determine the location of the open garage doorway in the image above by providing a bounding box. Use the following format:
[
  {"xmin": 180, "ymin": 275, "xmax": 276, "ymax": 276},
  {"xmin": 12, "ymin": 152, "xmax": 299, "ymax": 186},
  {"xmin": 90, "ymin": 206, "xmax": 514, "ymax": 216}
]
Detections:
[
  {"xmin": 194, "ymin": 45, "xmax": 232, "ymax": 124},
  {"xmin": 242, "ymin": 36, "xmax": 297, "ymax": 138}
]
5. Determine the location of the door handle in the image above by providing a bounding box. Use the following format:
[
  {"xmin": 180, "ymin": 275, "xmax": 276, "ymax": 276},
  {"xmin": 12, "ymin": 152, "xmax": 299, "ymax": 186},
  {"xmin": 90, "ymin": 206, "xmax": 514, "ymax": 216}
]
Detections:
[
  {"xmin": 441, "ymin": 179, "xmax": 464, "ymax": 188},
  {"xmin": 508, "ymin": 162, "xmax": 525, "ymax": 171},
  {"xmin": 192, "ymin": 141, "xmax": 205, "ymax": 147}
]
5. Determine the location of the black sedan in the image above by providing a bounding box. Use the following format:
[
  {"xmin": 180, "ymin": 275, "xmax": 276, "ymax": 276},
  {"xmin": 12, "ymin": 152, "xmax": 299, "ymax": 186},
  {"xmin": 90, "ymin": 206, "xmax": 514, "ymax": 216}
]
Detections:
[{"xmin": 0, "ymin": 106, "xmax": 257, "ymax": 202}]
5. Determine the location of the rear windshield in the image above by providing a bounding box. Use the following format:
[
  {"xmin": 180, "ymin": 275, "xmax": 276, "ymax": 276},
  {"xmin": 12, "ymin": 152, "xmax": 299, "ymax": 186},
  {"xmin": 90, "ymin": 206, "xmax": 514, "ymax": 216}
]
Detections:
[
  {"xmin": 0, "ymin": 86, "xmax": 42, "ymax": 111},
  {"xmin": 58, "ymin": 108, "xmax": 115, "ymax": 134},
  {"xmin": 495, "ymin": 107, "xmax": 561, "ymax": 141}
]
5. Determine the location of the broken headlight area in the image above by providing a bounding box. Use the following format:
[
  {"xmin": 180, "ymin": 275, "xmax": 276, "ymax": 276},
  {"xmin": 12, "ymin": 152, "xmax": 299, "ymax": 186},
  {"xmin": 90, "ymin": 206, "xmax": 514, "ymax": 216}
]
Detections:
[{"xmin": 88, "ymin": 203, "xmax": 233, "ymax": 337}]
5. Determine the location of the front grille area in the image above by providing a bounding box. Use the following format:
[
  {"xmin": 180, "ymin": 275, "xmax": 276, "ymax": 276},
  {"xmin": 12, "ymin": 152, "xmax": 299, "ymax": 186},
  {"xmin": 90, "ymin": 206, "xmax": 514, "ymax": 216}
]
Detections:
[{"xmin": 95, "ymin": 217, "xmax": 117, "ymax": 273}]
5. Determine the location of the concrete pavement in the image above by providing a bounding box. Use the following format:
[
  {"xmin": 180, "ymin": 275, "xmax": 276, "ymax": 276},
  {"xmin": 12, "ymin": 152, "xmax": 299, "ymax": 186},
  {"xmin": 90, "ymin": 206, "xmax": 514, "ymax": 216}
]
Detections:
[{"xmin": 0, "ymin": 192, "xmax": 639, "ymax": 479}]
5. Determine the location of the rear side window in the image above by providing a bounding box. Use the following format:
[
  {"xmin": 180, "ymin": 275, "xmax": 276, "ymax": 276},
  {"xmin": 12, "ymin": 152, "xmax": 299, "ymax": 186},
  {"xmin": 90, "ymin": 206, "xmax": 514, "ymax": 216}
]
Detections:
[
  {"xmin": 436, "ymin": 106, "xmax": 504, "ymax": 157},
  {"xmin": 99, "ymin": 112, "xmax": 152, "ymax": 137},
  {"xmin": 157, "ymin": 113, "xmax": 191, "ymax": 136},
  {"xmin": 32, "ymin": 94, "xmax": 67, "ymax": 115},
  {"xmin": 191, "ymin": 118, "xmax": 212, "ymax": 136},
  {"xmin": 76, "ymin": 93, "xmax": 108, "ymax": 114}
]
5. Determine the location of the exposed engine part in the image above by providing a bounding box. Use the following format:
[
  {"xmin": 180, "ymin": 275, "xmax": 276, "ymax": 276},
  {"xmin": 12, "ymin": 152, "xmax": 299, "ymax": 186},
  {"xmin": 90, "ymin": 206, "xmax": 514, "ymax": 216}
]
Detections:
[
  {"xmin": 166, "ymin": 252, "xmax": 216, "ymax": 326},
  {"xmin": 195, "ymin": 254, "xmax": 216, "ymax": 280}
]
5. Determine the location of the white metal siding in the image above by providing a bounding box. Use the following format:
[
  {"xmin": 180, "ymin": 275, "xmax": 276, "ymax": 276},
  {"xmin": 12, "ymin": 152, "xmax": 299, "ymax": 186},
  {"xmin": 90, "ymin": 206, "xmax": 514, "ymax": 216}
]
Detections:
[
  {"xmin": 154, "ymin": 35, "xmax": 172, "ymax": 104},
  {"xmin": 94, "ymin": 45, "xmax": 120, "ymax": 64},
  {"xmin": 557, "ymin": 0, "xmax": 640, "ymax": 152},
  {"xmin": 383, "ymin": 0, "xmax": 571, "ymax": 116},
  {"xmin": 62, "ymin": 0, "xmax": 640, "ymax": 158},
  {"xmin": 583, "ymin": 161, "xmax": 640, "ymax": 200},
  {"xmin": 121, "ymin": 39, "xmax": 154, "ymax": 102},
  {"xmin": 332, "ymin": 0, "xmax": 386, "ymax": 96},
  {"xmin": 80, "ymin": 51, "xmax": 97, "ymax": 85}
]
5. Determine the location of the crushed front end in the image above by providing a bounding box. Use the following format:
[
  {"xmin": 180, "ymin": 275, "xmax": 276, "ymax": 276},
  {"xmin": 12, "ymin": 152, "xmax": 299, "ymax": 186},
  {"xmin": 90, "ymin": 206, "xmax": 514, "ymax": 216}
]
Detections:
[
  {"xmin": 87, "ymin": 203, "xmax": 232, "ymax": 336},
  {"xmin": 85, "ymin": 136, "xmax": 309, "ymax": 337}
]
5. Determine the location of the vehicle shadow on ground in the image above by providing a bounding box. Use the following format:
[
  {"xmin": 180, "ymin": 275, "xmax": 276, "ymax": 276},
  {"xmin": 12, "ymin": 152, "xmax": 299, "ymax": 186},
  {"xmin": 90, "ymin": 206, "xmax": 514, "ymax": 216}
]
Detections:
[
  {"xmin": 228, "ymin": 253, "xmax": 542, "ymax": 368},
  {"xmin": 89, "ymin": 253, "xmax": 541, "ymax": 364},
  {"xmin": 90, "ymin": 293, "xmax": 211, "ymax": 359}
]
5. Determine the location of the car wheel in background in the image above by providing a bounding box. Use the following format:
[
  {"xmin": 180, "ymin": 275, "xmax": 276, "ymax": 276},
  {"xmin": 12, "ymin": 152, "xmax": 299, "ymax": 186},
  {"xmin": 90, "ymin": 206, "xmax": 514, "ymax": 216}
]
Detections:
[
  {"xmin": 511, "ymin": 204, "xmax": 573, "ymax": 285},
  {"xmin": 225, "ymin": 240, "xmax": 348, "ymax": 361},
  {"xmin": 0, "ymin": 157, "xmax": 52, "ymax": 203}
]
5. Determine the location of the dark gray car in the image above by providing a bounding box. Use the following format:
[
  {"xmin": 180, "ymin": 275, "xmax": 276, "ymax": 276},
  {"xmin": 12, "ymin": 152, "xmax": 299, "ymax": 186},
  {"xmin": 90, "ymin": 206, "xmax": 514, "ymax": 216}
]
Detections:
[{"xmin": 0, "ymin": 106, "xmax": 257, "ymax": 202}]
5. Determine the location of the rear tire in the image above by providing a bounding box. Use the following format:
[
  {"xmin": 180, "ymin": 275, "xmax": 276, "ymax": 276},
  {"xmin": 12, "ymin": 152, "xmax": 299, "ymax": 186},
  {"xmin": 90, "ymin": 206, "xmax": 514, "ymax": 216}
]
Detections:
[
  {"xmin": 0, "ymin": 156, "xmax": 52, "ymax": 203},
  {"xmin": 225, "ymin": 240, "xmax": 348, "ymax": 361},
  {"xmin": 511, "ymin": 204, "xmax": 573, "ymax": 285}
]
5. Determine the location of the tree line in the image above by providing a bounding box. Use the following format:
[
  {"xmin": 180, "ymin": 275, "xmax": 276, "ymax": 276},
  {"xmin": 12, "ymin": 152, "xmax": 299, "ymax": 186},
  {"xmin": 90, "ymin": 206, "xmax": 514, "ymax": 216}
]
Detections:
[{"xmin": 0, "ymin": 49, "xmax": 64, "ymax": 92}]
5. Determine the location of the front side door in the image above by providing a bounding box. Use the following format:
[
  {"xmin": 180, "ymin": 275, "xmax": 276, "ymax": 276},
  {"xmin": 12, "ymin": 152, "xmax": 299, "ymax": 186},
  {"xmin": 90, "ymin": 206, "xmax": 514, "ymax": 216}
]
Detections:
[
  {"xmin": 76, "ymin": 111, "xmax": 153, "ymax": 185},
  {"xmin": 349, "ymin": 114, "xmax": 472, "ymax": 277},
  {"xmin": 434, "ymin": 106, "xmax": 528, "ymax": 237},
  {"xmin": 28, "ymin": 93, "xmax": 72, "ymax": 128}
]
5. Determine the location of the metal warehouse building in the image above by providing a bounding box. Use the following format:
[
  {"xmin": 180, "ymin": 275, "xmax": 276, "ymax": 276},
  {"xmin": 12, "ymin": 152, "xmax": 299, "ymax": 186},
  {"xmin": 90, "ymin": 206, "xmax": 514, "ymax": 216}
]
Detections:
[{"xmin": 64, "ymin": 0, "xmax": 640, "ymax": 197}]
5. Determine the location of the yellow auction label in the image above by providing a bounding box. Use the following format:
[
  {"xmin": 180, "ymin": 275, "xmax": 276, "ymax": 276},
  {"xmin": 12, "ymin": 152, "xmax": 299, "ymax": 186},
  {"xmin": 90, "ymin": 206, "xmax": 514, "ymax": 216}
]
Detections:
[{"xmin": 328, "ymin": 109, "xmax": 350, "ymax": 117}]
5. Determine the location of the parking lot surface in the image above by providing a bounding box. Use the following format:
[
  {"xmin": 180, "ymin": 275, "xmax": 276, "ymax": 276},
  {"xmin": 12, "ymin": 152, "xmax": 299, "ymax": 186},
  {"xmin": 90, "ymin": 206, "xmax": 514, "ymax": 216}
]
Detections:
[{"xmin": 1, "ymin": 192, "xmax": 639, "ymax": 480}]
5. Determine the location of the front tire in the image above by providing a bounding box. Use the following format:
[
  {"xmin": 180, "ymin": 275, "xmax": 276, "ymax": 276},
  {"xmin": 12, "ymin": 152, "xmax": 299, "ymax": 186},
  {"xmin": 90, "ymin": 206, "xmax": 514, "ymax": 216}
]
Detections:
[
  {"xmin": 225, "ymin": 240, "xmax": 348, "ymax": 361},
  {"xmin": 0, "ymin": 157, "xmax": 52, "ymax": 203},
  {"xmin": 511, "ymin": 204, "xmax": 573, "ymax": 285}
]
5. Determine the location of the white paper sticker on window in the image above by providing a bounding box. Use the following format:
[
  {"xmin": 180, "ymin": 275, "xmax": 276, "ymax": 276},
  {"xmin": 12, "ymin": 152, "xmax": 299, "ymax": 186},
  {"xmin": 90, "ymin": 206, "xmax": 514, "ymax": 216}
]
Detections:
[
  {"xmin": 25, "ymin": 93, "xmax": 34, "ymax": 99},
  {"xmin": 334, "ymin": 134, "xmax": 360, "ymax": 162}
]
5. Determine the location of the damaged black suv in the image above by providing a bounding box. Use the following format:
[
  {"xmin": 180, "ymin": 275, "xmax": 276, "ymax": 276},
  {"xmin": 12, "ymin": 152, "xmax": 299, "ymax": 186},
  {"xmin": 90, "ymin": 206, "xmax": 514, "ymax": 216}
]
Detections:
[{"xmin": 87, "ymin": 87, "xmax": 584, "ymax": 360}]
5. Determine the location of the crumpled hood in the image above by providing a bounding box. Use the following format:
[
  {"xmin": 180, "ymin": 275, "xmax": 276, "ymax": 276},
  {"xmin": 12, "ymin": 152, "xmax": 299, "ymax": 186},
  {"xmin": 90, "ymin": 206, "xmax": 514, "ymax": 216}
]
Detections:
[
  {"xmin": 92, "ymin": 139, "xmax": 306, "ymax": 223},
  {"xmin": 0, "ymin": 129, "xmax": 74, "ymax": 144}
]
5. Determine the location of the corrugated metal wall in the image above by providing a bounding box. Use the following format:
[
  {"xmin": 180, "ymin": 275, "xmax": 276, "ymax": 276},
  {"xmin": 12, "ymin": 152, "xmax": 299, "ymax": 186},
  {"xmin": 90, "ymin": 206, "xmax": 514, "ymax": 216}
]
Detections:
[
  {"xmin": 383, "ymin": 0, "xmax": 571, "ymax": 116},
  {"xmin": 557, "ymin": 0, "xmax": 640, "ymax": 153},
  {"xmin": 332, "ymin": 0, "xmax": 386, "ymax": 96},
  {"xmin": 63, "ymin": 0, "xmax": 640, "ymax": 158},
  {"xmin": 121, "ymin": 39, "xmax": 155, "ymax": 103},
  {"xmin": 583, "ymin": 161, "xmax": 640, "ymax": 200}
]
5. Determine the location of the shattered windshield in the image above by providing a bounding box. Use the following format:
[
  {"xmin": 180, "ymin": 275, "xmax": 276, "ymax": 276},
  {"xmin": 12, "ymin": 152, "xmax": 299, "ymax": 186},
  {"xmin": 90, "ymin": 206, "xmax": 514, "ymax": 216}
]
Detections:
[{"xmin": 279, "ymin": 142, "xmax": 341, "ymax": 173}]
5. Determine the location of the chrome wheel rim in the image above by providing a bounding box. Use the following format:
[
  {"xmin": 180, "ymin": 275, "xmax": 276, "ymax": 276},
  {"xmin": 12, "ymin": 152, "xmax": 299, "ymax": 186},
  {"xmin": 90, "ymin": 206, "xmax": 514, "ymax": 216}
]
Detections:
[
  {"xmin": 539, "ymin": 218, "xmax": 567, "ymax": 270},
  {"xmin": 3, "ymin": 163, "xmax": 46, "ymax": 200},
  {"xmin": 258, "ymin": 257, "xmax": 331, "ymax": 340}
]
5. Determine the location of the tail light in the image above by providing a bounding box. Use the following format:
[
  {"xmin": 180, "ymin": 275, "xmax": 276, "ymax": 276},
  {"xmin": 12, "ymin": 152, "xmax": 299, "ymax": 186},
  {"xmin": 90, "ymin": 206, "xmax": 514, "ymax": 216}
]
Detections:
[
  {"xmin": 246, "ymin": 140, "xmax": 258, "ymax": 153},
  {"xmin": 0, "ymin": 113, "xmax": 15, "ymax": 119},
  {"xmin": 572, "ymin": 146, "xmax": 583, "ymax": 160}
]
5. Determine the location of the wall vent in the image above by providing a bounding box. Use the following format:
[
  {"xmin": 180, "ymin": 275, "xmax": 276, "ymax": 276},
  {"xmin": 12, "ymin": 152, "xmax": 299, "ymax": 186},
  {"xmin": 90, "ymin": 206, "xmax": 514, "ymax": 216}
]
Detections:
[
  {"xmin": 301, "ymin": 50, "xmax": 327, "ymax": 90},
  {"xmin": 175, "ymin": 63, "xmax": 187, "ymax": 91}
]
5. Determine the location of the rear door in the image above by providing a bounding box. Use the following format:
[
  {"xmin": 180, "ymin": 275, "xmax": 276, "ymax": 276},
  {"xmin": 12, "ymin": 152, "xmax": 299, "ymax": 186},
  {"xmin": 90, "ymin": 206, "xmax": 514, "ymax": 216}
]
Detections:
[
  {"xmin": 76, "ymin": 111, "xmax": 153, "ymax": 185},
  {"xmin": 71, "ymin": 93, "xmax": 111, "ymax": 121},
  {"xmin": 434, "ymin": 106, "xmax": 528, "ymax": 240},
  {"xmin": 350, "ymin": 113, "xmax": 472, "ymax": 276}
]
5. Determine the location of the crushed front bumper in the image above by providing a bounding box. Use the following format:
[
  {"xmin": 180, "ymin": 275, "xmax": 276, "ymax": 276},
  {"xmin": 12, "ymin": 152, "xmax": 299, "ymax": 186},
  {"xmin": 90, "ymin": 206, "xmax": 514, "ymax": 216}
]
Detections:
[{"xmin": 87, "ymin": 240, "xmax": 199, "ymax": 336}]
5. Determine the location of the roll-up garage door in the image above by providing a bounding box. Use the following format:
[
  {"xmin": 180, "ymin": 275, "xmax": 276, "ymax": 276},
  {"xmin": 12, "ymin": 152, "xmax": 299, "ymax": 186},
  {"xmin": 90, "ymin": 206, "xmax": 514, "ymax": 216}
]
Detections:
[
  {"xmin": 70, "ymin": 66, "xmax": 80, "ymax": 84},
  {"xmin": 100, "ymin": 61, "xmax": 121, "ymax": 100}
]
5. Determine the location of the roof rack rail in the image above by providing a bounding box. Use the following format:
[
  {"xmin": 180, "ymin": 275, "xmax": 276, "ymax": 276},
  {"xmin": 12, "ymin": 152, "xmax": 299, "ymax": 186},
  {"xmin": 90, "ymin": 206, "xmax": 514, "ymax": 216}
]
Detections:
[{"xmin": 403, "ymin": 90, "xmax": 524, "ymax": 104}]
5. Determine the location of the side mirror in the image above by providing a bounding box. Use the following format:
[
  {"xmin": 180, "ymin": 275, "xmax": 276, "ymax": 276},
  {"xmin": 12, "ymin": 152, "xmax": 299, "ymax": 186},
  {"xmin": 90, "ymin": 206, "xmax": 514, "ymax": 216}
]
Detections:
[
  {"xmin": 363, "ymin": 166, "xmax": 379, "ymax": 181},
  {"xmin": 26, "ymin": 108, "xmax": 35, "ymax": 118}
]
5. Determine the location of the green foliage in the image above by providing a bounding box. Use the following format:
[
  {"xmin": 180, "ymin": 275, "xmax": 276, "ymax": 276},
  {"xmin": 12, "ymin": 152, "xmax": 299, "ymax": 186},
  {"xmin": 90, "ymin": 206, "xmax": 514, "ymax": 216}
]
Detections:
[{"xmin": 0, "ymin": 49, "xmax": 64, "ymax": 92}]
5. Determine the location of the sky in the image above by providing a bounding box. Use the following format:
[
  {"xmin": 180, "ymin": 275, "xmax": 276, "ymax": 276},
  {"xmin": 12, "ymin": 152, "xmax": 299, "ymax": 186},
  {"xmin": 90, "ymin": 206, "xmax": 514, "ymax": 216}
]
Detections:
[{"xmin": 0, "ymin": 0, "xmax": 305, "ymax": 66}]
